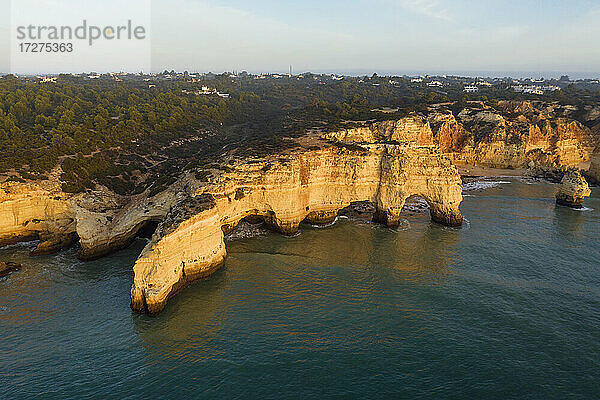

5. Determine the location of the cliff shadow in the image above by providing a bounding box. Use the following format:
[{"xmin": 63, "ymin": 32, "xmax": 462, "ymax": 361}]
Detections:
[{"xmin": 132, "ymin": 265, "xmax": 229, "ymax": 361}]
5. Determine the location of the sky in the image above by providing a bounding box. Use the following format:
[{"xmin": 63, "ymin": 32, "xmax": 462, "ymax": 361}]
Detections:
[{"xmin": 1, "ymin": 0, "xmax": 600, "ymax": 78}]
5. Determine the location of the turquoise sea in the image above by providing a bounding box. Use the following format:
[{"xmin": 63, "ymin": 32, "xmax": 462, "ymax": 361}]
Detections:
[{"xmin": 1, "ymin": 178, "xmax": 599, "ymax": 399}]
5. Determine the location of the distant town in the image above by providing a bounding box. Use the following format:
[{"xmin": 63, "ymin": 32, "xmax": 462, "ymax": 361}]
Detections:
[{"xmin": 18, "ymin": 70, "xmax": 600, "ymax": 99}]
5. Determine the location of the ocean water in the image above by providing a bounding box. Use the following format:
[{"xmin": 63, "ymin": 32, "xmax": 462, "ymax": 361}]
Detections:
[{"xmin": 1, "ymin": 179, "xmax": 599, "ymax": 399}]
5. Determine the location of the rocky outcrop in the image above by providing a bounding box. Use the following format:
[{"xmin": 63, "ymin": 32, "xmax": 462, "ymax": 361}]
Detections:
[
  {"xmin": 428, "ymin": 103, "xmax": 595, "ymax": 169},
  {"xmin": 555, "ymin": 169, "xmax": 591, "ymax": 208},
  {"xmin": 0, "ymin": 261, "xmax": 21, "ymax": 277},
  {"xmin": 130, "ymin": 120, "xmax": 463, "ymax": 315},
  {"xmin": 323, "ymin": 116, "xmax": 435, "ymax": 145},
  {"xmin": 0, "ymin": 117, "xmax": 464, "ymax": 316},
  {"xmin": 73, "ymin": 179, "xmax": 201, "ymax": 260},
  {"xmin": 0, "ymin": 180, "xmax": 75, "ymax": 255},
  {"xmin": 0, "ymin": 178, "xmax": 175, "ymax": 259}
]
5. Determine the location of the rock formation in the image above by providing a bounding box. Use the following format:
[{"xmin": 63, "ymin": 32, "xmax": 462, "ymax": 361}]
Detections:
[
  {"xmin": 323, "ymin": 116, "xmax": 435, "ymax": 145},
  {"xmin": 0, "ymin": 180, "xmax": 75, "ymax": 255},
  {"xmin": 555, "ymin": 169, "xmax": 591, "ymax": 208},
  {"xmin": 0, "ymin": 261, "xmax": 21, "ymax": 277},
  {"xmin": 2, "ymin": 101, "xmax": 598, "ymax": 315},
  {"xmin": 0, "ymin": 116, "xmax": 464, "ymax": 315},
  {"xmin": 428, "ymin": 101, "xmax": 595, "ymax": 169},
  {"xmin": 130, "ymin": 118, "xmax": 463, "ymax": 315}
]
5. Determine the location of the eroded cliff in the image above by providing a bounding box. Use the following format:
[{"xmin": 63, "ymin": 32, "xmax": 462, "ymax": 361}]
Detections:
[
  {"xmin": 0, "ymin": 179, "xmax": 75, "ymax": 255},
  {"xmin": 0, "ymin": 117, "xmax": 463, "ymax": 315},
  {"xmin": 130, "ymin": 119, "xmax": 463, "ymax": 315},
  {"xmin": 428, "ymin": 101, "xmax": 596, "ymax": 170}
]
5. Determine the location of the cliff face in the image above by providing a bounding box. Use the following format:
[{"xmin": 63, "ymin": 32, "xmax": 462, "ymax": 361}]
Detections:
[
  {"xmin": 0, "ymin": 117, "xmax": 464, "ymax": 316},
  {"xmin": 0, "ymin": 178, "xmax": 181, "ymax": 259},
  {"xmin": 74, "ymin": 178, "xmax": 201, "ymax": 261},
  {"xmin": 0, "ymin": 180, "xmax": 75, "ymax": 255},
  {"xmin": 428, "ymin": 102, "xmax": 595, "ymax": 169},
  {"xmin": 130, "ymin": 119, "xmax": 463, "ymax": 315},
  {"xmin": 323, "ymin": 116, "xmax": 435, "ymax": 145}
]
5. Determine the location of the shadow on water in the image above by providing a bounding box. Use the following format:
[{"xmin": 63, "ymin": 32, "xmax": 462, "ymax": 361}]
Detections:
[
  {"xmin": 132, "ymin": 213, "xmax": 463, "ymax": 359},
  {"xmin": 553, "ymin": 203, "xmax": 587, "ymax": 240},
  {"xmin": 132, "ymin": 267, "xmax": 229, "ymax": 362},
  {"xmin": 0, "ymin": 239, "xmax": 146, "ymax": 326}
]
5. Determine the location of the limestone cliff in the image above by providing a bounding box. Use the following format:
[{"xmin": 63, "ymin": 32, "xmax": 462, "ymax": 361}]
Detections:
[
  {"xmin": 74, "ymin": 178, "xmax": 202, "ymax": 260},
  {"xmin": 0, "ymin": 178, "xmax": 183, "ymax": 260},
  {"xmin": 322, "ymin": 116, "xmax": 434, "ymax": 146},
  {"xmin": 0, "ymin": 117, "xmax": 464, "ymax": 316},
  {"xmin": 0, "ymin": 179, "xmax": 75, "ymax": 255},
  {"xmin": 428, "ymin": 102, "xmax": 595, "ymax": 169},
  {"xmin": 130, "ymin": 120, "xmax": 463, "ymax": 315}
]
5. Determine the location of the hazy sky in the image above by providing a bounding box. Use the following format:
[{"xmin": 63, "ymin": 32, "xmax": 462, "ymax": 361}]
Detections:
[{"xmin": 2, "ymin": 0, "xmax": 600, "ymax": 77}]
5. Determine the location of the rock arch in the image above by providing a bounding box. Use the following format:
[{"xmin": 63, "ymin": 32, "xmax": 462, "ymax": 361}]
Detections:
[{"xmin": 131, "ymin": 142, "xmax": 463, "ymax": 315}]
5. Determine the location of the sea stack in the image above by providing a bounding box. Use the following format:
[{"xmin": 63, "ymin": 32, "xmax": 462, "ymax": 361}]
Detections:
[{"xmin": 556, "ymin": 169, "xmax": 591, "ymax": 208}]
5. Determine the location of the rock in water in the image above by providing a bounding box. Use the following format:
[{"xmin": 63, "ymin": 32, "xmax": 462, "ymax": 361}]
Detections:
[
  {"xmin": 0, "ymin": 262, "xmax": 22, "ymax": 277},
  {"xmin": 556, "ymin": 169, "xmax": 591, "ymax": 208}
]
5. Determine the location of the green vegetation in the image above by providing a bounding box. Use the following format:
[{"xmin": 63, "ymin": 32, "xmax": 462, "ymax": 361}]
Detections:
[{"xmin": 1, "ymin": 72, "xmax": 599, "ymax": 195}]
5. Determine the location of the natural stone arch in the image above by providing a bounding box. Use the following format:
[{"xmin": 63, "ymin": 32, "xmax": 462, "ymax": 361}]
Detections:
[{"xmin": 131, "ymin": 143, "xmax": 463, "ymax": 315}]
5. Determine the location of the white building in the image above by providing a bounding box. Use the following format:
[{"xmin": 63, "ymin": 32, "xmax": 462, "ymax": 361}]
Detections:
[
  {"xmin": 464, "ymin": 86, "xmax": 479, "ymax": 93},
  {"xmin": 38, "ymin": 76, "xmax": 57, "ymax": 83},
  {"xmin": 523, "ymin": 87, "xmax": 544, "ymax": 95}
]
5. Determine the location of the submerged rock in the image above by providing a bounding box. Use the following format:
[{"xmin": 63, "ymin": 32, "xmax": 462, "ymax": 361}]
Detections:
[
  {"xmin": 0, "ymin": 262, "xmax": 21, "ymax": 277},
  {"xmin": 556, "ymin": 169, "xmax": 591, "ymax": 208}
]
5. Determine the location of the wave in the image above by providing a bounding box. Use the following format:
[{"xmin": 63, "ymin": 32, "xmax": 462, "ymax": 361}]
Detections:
[
  {"xmin": 0, "ymin": 240, "xmax": 38, "ymax": 251},
  {"xmin": 463, "ymin": 180, "xmax": 512, "ymax": 191},
  {"xmin": 306, "ymin": 216, "xmax": 339, "ymax": 229}
]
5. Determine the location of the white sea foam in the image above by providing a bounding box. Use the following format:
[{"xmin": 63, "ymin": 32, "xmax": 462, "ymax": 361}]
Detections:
[
  {"xmin": 0, "ymin": 240, "xmax": 38, "ymax": 251},
  {"xmin": 463, "ymin": 180, "xmax": 512, "ymax": 191},
  {"xmin": 307, "ymin": 217, "xmax": 339, "ymax": 229}
]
